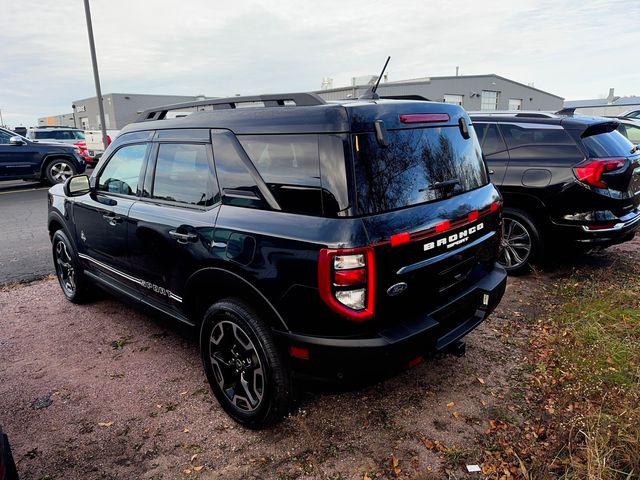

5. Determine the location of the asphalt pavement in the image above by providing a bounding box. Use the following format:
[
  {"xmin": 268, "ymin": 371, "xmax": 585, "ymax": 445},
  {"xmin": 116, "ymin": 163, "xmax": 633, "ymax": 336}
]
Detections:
[{"xmin": 0, "ymin": 180, "xmax": 52, "ymax": 285}]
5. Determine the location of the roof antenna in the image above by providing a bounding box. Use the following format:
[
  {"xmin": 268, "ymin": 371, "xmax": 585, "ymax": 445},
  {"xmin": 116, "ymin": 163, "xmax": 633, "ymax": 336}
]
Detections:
[{"xmin": 359, "ymin": 56, "xmax": 390, "ymax": 100}]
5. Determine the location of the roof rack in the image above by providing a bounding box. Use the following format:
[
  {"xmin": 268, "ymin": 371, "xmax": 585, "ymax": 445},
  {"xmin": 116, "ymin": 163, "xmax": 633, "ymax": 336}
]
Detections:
[
  {"xmin": 468, "ymin": 110, "xmax": 556, "ymax": 118},
  {"xmin": 136, "ymin": 93, "xmax": 327, "ymax": 122},
  {"xmin": 33, "ymin": 125, "xmax": 81, "ymax": 129}
]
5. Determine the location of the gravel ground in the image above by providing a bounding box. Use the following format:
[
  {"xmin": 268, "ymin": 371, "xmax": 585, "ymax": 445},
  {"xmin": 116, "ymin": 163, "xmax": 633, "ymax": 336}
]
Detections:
[{"xmin": 0, "ymin": 241, "xmax": 632, "ymax": 480}]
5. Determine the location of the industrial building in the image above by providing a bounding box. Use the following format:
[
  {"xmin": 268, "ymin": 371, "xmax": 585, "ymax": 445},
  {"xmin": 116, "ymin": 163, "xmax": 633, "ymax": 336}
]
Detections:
[
  {"xmin": 315, "ymin": 74, "xmax": 564, "ymax": 111},
  {"xmin": 563, "ymin": 88, "xmax": 640, "ymax": 116},
  {"xmin": 38, "ymin": 93, "xmax": 207, "ymax": 130}
]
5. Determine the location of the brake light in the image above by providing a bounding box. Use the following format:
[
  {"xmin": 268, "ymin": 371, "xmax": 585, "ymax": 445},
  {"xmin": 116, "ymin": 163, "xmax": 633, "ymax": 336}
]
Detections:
[
  {"xmin": 435, "ymin": 220, "xmax": 451, "ymax": 233},
  {"xmin": 107, "ymin": 135, "xmax": 112, "ymax": 145},
  {"xmin": 399, "ymin": 113, "xmax": 450, "ymax": 124},
  {"xmin": 468, "ymin": 211, "xmax": 479, "ymax": 222},
  {"xmin": 318, "ymin": 247, "xmax": 376, "ymax": 322},
  {"xmin": 390, "ymin": 232, "xmax": 411, "ymax": 247},
  {"xmin": 574, "ymin": 158, "xmax": 626, "ymax": 189}
]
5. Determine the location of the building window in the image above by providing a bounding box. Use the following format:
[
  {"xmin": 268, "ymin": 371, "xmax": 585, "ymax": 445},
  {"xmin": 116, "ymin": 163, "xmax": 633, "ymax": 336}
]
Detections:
[
  {"xmin": 508, "ymin": 98, "xmax": 523, "ymax": 111},
  {"xmin": 443, "ymin": 94, "xmax": 463, "ymax": 106},
  {"xmin": 481, "ymin": 90, "xmax": 499, "ymax": 111}
]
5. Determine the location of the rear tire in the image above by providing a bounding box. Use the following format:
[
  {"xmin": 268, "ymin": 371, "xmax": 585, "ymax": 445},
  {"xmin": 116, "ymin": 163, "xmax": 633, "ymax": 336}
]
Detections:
[
  {"xmin": 499, "ymin": 208, "xmax": 543, "ymax": 275},
  {"xmin": 200, "ymin": 298, "xmax": 293, "ymax": 428},
  {"xmin": 45, "ymin": 158, "xmax": 76, "ymax": 185},
  {"xmin": 52, "ymin": 230, "xmax": 89, "ymax": 303}
]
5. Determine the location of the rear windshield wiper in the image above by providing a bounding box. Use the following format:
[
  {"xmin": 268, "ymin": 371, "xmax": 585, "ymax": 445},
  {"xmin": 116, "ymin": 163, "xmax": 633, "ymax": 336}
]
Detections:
[{"xmin": 420, "ymin": 178, "xmax": 460, "ymax": 192}]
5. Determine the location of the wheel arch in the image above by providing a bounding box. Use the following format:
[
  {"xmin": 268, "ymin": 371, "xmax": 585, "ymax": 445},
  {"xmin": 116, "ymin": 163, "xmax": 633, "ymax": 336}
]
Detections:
[
  {"xmin": 39, "ymin": 154, "xmax": 77, "ymax": 180},
  {"xmin": 182, "ymin": 267, "xmax": 289, "ymax": 332}
]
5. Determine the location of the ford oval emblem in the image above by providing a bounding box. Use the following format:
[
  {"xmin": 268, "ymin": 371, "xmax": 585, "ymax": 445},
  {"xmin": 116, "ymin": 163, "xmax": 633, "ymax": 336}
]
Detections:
[{"xmin": 387, "ymin": 282, "xmax": 408, "ymax": 297}]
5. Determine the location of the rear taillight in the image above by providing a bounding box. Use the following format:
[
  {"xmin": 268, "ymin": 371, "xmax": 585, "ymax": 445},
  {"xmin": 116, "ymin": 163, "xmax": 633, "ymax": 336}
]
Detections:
[
  {"xmin": 574, "ymin": 158, "xmax": 627, "ymax": 189},
  {"xmin": 107, "ymin": 135, "xmax": 112, "ymax": 145},
  {"xmin": 399, "ymin": 113, "xmax": 450, "ymax": 124},
  {"xmin": 318, "ymin": 247, "xmax": 376, "ymax": 322}
]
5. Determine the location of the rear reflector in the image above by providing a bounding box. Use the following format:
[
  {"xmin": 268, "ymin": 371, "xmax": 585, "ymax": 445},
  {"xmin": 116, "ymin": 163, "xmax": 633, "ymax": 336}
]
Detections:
[
  {"xmin": 490, "ymin": 202, "xmax": 500, "ymax": 212},
  {"xmin": 407, "ymin": 356, "xmax": 423, "ymax": 368},
  {"xmin": 390, "ymin": 232, "xmax": 411, "ymax": 247},
  {"xmin": 584, "ymin": 223, "xmax": 619, "ymax": 230},
  {"xmin": 290, "ymin": 346, "xmax": 310, "ymax": 360},
  {"xmin": 399, "ymin": 113, "xmax": 450, "ymax": 124}
]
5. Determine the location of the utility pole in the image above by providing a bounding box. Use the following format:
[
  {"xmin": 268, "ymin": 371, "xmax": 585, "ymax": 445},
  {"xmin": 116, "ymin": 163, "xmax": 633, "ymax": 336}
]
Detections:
[
  {"xmin": 0, "ymin": 108, "xmax": 4, "ymax": 127},
  {"xmin": 82, "ymin": 0, "xmax": 108, "ymax": 150}
]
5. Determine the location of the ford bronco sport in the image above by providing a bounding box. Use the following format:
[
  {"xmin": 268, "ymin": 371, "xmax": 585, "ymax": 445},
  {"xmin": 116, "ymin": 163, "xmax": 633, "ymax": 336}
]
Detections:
[{"xmin": 48, "ymin": 93, "xmax": 507, "ymax": 427}]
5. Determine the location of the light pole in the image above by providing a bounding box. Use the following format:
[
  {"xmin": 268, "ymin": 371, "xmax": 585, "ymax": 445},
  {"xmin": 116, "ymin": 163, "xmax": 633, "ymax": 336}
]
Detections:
[{"xmin": 82, "ymin": 0, "xmax": 108, "ymax": 150}]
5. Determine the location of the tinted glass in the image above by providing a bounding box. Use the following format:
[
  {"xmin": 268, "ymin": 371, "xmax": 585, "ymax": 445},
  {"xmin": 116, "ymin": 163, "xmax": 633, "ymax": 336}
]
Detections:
[
  {"xmin": 152, "ymin": 144, "xmax": 219, "ymax": 207},
  {"xmin": 353, "ymin": 126, "xmax": 488, "ymax": 215},
  {"xmin": 238, "ymin": 135, "xmax": 322, "ymax": 215},
  {"xmin": 480, "ymin": 124, "xmax": 507, "ymax": 155},
  {"xmin": 98, "ymin": 143, "xmax": 148, "ymax": 195},
  {"xmin": 0, "ymin": 130, "xmax": 11, "ymax": 144},
  {"xmin": 319, "ymin": 134, "xmax": 350, "ymax": 216},
  {"xmin": 500, "ymin": 124, "xmax": 574, "ymax": 149},
  {"xmin": 34, "ymin": 130, "xmax": 84, "ymax": 140},
  {"xmin": 582, "ymin": 129, "xmax": 635, "ymax": 158},
  {"xmin": 618, "ymin": 124, "xmax": 640, "ymax": 144},
  {"xmin": 212, "ymin": 131, "xmax": 266, "ymax": 209}
]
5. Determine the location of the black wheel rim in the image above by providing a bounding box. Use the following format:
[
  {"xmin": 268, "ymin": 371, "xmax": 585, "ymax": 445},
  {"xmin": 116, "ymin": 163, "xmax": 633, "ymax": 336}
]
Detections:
[
  {"xmin": 209, "ymin": 318, "xmax": 264, "ymax": 412},
  {"xmin": 55, "ymin": 240, "xmax": 76, "ymax": 296},
  {"xmin": 50, "ymin": 162, "xmax": 73, "ymax": 182},
  {"xmin": 499, "ymin": 217, "xmax": 532, "ymax": 269}
]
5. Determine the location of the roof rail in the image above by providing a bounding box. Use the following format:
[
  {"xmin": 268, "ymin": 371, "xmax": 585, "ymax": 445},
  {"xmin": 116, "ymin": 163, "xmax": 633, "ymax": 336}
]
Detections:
[
  {"xmin": 136, "ymin": 93, "xmax": 327, "ymax": 122},
  {"xmin": 468, "ymin": 110, "xmax": 556, "ymax": 118}
]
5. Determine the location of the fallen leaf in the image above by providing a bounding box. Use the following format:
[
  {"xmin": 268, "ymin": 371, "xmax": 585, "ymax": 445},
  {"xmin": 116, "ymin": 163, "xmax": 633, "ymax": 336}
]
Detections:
[
  {"xmin": 190, "ymin": 454, "xmax": 198, "ymax": 462},
  {"xmin": 392, "ymin": 456, "xmax": 401, "ymax": 476},
  {"xmin": 183, "ymin": 469, "xmax": 192, "ymax": 475},
  {"xmin": 193, "ymin": 466, "xmax": 204, "ymax": 472},
  {"xmin": 180, "ymin": 391, "xmax": 188, "ymax": 395},
  {"xmin": 480, "ymin": 399, "xmax": 488, "ymax": 406},
  {"xmin": 183, "ymin": 428, "xmax": 190, "ymax": 433},
  {"xmin": 422, "ymin": 438, "xmax": 435, "ymax": 450},
  {"xmin": 97, "ymin": 422, "xmax": 113, "ymax": 427},
  {"xmin": 446, "ymin": 402, "xmax": 455, "ymax": 408},
  {"xmin": 477, "ymin": 377, "xmax": 485, "ymax": 384},
  {"xmin": 363, "ymin": 474, "xmax": 372, "ymax": 480},
  {"xmin": 452, "ymin": 411, "xmax": 460, "ymax": 418}
]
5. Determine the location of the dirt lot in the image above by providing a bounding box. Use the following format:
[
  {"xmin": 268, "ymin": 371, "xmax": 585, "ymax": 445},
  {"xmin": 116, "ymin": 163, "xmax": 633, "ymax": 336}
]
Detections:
[{"xmin": 0, "ymin": 240, "xmax": 636, "ymax": 480}]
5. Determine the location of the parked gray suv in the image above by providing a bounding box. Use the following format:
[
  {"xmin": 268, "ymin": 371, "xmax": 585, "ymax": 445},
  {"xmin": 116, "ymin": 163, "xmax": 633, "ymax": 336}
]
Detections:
[{"xmin": 26, "ymin": 126, "xmax": 86, "ymax": 145}]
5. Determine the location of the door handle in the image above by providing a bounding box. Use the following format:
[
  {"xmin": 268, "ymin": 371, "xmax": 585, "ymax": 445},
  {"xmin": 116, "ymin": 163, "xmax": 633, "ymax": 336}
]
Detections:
[
  {"xmin": 169, "ymin": 229, "xmax": 198, "ymax": 244},
  {"xmin": 102, "ymin": 212, "xmax": 123, "ymax": 226}
]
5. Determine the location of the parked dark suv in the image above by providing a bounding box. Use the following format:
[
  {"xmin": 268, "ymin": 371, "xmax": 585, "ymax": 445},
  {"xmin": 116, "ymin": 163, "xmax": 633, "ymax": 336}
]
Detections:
[
  {"xmin": 0, "ymin": 127, "xmax": 86, "ymax": 184},
  {"xmin": 471, "ymin": 113, "xmax": 640, "ymax": 273},
  {"xmin": 48, "ymin": 93, "xmax": 507, "ymax": 427}
]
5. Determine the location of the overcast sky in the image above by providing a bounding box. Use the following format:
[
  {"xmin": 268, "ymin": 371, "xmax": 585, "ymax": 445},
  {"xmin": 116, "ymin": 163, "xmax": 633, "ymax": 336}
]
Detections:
[{"xmin": 1, "ymin": 0, "xmax": 638, "ymax": 127}]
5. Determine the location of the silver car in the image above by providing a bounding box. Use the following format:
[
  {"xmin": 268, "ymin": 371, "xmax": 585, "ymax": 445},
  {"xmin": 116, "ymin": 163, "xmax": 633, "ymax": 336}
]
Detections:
[{"xmin": 26, "ymin": 127, "xmax": 86, "ymax": 145}]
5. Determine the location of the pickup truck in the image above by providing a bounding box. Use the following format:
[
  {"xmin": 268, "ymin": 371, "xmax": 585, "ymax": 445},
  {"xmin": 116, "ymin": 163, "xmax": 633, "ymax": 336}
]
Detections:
[{"xmin": 84, "ymin": 130, "xmax": 119, "ymax": 160}]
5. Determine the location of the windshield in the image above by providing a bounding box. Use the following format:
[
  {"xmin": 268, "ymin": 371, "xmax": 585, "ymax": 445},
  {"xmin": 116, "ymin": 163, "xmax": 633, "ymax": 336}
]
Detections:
[
  {"xmin": 353, "ymin": 126, "xmax": 488, "ymax": 215},
  {"xmin": 34, "ymin": 130, "xmax": 85, "ymax": 140}
]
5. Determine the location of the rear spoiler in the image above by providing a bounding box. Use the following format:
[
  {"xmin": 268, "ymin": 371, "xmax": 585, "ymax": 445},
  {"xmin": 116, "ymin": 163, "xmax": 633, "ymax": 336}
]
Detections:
[{"xmin": 580, "ymin": 121, "xmax": 620, "ymax": 138}]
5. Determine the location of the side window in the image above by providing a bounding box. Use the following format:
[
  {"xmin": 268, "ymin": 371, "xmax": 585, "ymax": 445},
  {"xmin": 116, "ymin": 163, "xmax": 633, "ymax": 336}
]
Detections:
[
  {"xmin": 212, "ymin": 132, "xmax": 267, "ymax": 210},
  {"xmin": 151, "ymin": 143, "xmax": 219, "ymax": 207},
  {"xmin": 0, "ymin": 130, "xmax": 12, "ymax": 144},
  {"xmin": 97, "ymin": 143, "xmax": 148, "ymax": 196},
  {"xmin": 619, "ymin": 124, "xmax": 640, "ymax": 144},
  {"xmin": 238, "ymin": 134, "xmax": 322, "ymax": 215},
  {"xmin": 482, "ymin": 124, "xmax": 508, "ymax": 155},
  {"xmin": 500, "ymin": 124, "xmax": 573, "ymax": 148}
]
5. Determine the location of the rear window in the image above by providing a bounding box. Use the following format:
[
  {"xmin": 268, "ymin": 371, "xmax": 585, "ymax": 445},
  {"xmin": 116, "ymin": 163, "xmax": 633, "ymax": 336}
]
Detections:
[
  {"xmin": 353, "ymin": 126, "xmax": 488, "ymax": 215},
  {"xmin": 582, "ymin": 129, "xmax": 636, "ymax": 158}
]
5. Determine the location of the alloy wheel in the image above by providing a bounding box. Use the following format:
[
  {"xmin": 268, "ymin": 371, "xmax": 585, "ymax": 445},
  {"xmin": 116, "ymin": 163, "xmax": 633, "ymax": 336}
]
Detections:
[
  {"xmin": 55, "ymin": 240, "xmax": 76, "ymax": 296},
  {"xmin": 499, "ymin": 217, "xmax": 532, "ymax": 269},
  {"xmin": 50, "ymin": 162, "xmax": 73, "ymax": 182},
  {"xmin": 209, "ymin": 319, "xmax": 265, "ymax": 412}
]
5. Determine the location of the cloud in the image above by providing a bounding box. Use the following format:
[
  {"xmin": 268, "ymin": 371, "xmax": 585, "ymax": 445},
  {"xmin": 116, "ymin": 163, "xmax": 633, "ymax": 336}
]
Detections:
[{"xmin": 1, "ymin": 0, "xmax": 638, "ymax": 126}]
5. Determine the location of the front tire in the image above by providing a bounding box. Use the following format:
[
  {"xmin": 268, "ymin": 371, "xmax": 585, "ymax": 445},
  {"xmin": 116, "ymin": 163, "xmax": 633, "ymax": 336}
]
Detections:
[
  {"xmin": 52, "ymin": 230, "xmax": 89, "ymax": 303},
  {"xmin": 498, "ymin": 208, "xmax": 543, "ymax": 275},
  {"xmin": 200, "ymin": 299, "xmax": 293, "ymax": 428},
  {"xmin": 45, "ymin": 159, "xmax": 76, "ymax": 185}
]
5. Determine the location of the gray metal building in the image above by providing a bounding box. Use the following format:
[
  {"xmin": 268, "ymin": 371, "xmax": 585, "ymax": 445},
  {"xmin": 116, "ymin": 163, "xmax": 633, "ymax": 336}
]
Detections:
[
  {"xmin": 38, "ymin": 93, "xmax": 206, "ymax": 130},
  {"xmin": 563, "ymin": 88, "xmax": 640, "ymax": 116},
  {"xmin": 315, "ymin": 74, "xmax": 563, "ymax": 111}
]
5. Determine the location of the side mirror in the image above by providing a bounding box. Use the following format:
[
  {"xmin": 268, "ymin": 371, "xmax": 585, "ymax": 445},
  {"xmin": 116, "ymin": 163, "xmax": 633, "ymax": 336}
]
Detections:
[
  {"xmin": 63, "ymin": 175, "xmax": 91, "ymax": 197},
  {"xmin": 9, "ymin": 136, "xmax": 26, "ymax": 146}
]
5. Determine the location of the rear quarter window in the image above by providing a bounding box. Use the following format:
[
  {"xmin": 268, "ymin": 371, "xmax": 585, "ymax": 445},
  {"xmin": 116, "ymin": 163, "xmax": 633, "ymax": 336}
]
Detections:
[{"xmin": 583, "ymin": 129, "xmax": 637, "ymax": 158}]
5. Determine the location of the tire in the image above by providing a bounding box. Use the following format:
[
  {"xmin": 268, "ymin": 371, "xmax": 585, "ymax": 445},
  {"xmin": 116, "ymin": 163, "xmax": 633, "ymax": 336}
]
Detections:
[
  {"xmin": 45, "ymin": 158, "xmax": 76, "ymax": 185},
  {"xmin": 200, "ymin": 298, "xmax": 293, "ymax": 428},
  {"xmin": 498, "ymin": 208, "xmax": 543, "ymax": 275},
  {"xmin": 52, "ymin": 230, "xmax": 89, "ymax": 303}
]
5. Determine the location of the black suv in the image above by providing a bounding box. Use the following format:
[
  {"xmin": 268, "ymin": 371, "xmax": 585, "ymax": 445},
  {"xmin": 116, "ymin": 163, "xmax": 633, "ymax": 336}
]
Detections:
[
  {"xmin": 0, "ymin": 127, "xmax": 86, "ymax": 184},
  {"xmin": 48, "ymin": 93, "xmax": 507, "ymax": 427},
  {"xmin": 471, "ymin": 113, "xmax": 640, "ymax": 273}
]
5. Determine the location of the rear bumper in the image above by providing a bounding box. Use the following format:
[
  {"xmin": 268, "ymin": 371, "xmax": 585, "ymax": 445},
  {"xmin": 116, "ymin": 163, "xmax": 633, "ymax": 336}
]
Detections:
[
  {"xmin": 551, "ymin": 209, "xmax": 640, "ymax": 247},
  {"xmin": 275, "ymin": 264, "xmax": 507, "ymax": 384}
]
